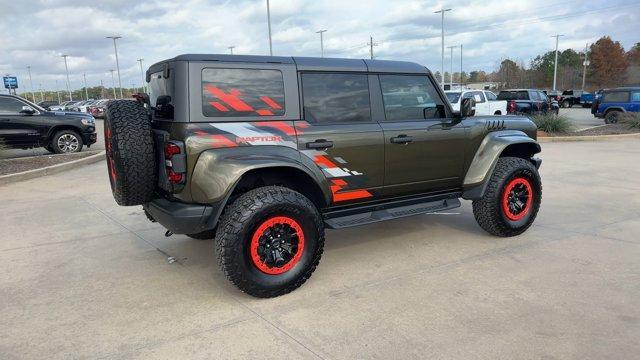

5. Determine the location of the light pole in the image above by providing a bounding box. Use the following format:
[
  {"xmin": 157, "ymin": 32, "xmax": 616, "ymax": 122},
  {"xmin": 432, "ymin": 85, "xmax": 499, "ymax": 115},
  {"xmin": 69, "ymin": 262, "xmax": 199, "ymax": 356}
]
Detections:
[
  {"xmin": 581, "ymin": 43, "xmax": 590, "ymax": 91},
  {"xmin": 39, "ymin": 83, "xmax": 44, "ymax": 102},
  {"xmin": 61, "ymin": 54, "xmax": 72, "ymax": 101},
  {"xmin": 368, "ymin": 36, "xmax": 379, "ymax": 60},
  {"xmin": 27, "ymin": 66, "xmax": 35, "ymax": 102},
  {"xmin": 137, "ymin": 58, "xmax": 146, "ymax": 93},
  {"xmin": 109, "ymin": 70, "xmax": 116, "ymax": 99},
  {"xmin": 106, "ymin": 36, "xmax": 123, "ymax": 98},
  {"xmin": 435, "ymin": 8, "xmax": 451, "ymax": 88},
  {"xmin": 228, "ymin": 46, "xmax": 235, "ymax": 55},
  {"xmin": 55, "ymin": 80, "xmax": 61, "ymax": 103},
  {"xmin": 447, "ymin": 45, "xmax": 458, "ymax": 89},
  {"xmin": 316, "ymin": 29, "xmax": 327, "ymax": 57},
  {"xmin": 83, "ymin": 73, "xmax": 89, "ymax": 100},
  {"xmin": 266, "ymin": 0, "xmax": 273, "ymax": 56},
  {"xmin": 460, "ymin": 44, "xmax": 464, "ymax": 85},
  {"xmin": 551, "ymin": 34, "xmax": 563, "ymax": 91}
]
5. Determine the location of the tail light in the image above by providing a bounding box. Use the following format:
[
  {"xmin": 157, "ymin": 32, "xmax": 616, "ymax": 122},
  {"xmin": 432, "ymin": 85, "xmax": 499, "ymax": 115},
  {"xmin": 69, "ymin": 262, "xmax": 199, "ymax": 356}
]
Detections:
[
  {"xmin": 164, "ymin": 141, "xmax": 185, "ymax": 185},
  {"xmin": 507, "ymin": 100, "xmax": 516, "ymax": 114}
]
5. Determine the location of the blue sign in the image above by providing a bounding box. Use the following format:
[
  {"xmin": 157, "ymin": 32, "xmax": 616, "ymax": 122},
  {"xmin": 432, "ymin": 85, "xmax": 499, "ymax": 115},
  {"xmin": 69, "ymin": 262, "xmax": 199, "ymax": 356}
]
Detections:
[{"xmin": 3, "ymin": 76, "xmax": 18, "ymax": 89}]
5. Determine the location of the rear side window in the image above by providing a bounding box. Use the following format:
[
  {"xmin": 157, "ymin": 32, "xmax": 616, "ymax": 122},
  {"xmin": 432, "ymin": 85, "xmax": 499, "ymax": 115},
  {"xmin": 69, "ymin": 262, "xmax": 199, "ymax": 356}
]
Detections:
[
  {"xmin": 603, "ymin": 91, "xmax": 630, "ymax": 103},
  {"xmin": 301, "ymin": 73, "xmax": 370, "ymax": 124},
  {"xmin": 497, "ymin": 91, "xmax": 529, "ymax": 100},
  {"xmin": 379, "ymin": 75, "xmax": 444, "ymax": 121},
  {"xmin": 632, "ymin": 92, "xmax": 640, "ymax": 102},
  {"xmin": 202, "ymin": 68, "xmax": 285, "ymax": 117}
]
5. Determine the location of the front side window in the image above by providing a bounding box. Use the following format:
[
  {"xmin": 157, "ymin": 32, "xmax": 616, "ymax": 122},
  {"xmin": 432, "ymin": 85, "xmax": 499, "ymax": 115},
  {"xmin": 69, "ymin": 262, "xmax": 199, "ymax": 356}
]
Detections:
[
  {"xmin": 0, "ymin": 97, "xmax": 25, "ymax": 114},
  {"xmin": 485, "ymin": 91, "xmax": 497, "ymax": 101},
  {"xmin": 631, "ymin": 92, "xmax": 640, "ymax": 102},
  {"xmin": 472, "ymin": 91, "xmax": 486, "ymax": 103},
  {"xmin": 301, "ymin": 73, "xmax": 370, "ymax": 124},
  {"xmin": 603, "ymin": 91, "xmax": 629, "ymax": 103},
  {"xmin": 379, "ymin": 75, "xmax": 444, "ymax": 121},
  {"xmin": 202, "ymin": 68, "xmax": 285, "ymax": 117}
]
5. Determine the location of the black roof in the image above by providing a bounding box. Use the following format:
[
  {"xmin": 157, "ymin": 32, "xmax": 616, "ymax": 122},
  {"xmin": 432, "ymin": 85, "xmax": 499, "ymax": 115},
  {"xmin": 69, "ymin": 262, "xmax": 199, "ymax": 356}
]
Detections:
[{"xmin": 149, "ymin": 54, "xmax": 429, "ymax": 74}]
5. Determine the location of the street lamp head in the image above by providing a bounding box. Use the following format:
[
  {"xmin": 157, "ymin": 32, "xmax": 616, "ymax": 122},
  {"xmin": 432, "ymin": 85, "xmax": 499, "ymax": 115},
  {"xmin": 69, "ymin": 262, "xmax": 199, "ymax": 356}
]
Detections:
[
  {"xmin": 316, "ymin": 29, "xmax": 327, "ymax": 34},
  {"xmin": 106, "ymin": 36, "xmax": 122, "ymax": 40},
  {"xmin": 434, "ymin": 8, "xmax": 452, "ymax": 13}
]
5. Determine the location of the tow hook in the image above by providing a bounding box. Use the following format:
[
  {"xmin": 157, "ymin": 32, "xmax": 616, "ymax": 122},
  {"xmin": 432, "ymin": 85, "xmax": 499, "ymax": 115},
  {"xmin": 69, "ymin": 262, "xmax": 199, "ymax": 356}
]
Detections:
[{"xmin": 165, "ymin": 230, "xmax": 173, "ymax": 237}]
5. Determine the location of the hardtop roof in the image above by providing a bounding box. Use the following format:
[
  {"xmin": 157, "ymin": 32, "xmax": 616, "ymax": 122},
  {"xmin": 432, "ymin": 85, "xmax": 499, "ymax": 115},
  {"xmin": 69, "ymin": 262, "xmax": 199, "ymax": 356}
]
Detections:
[{"xmin": 148, "ymin": 54, "xmax": 429, "ymax": 75}]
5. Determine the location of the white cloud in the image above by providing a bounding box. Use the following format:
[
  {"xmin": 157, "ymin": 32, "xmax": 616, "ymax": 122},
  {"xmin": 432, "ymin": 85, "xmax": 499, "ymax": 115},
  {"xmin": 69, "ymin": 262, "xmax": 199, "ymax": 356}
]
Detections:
[{"xmin": 1, "ymin": 0, "xmax": 638, "ymax": 92}]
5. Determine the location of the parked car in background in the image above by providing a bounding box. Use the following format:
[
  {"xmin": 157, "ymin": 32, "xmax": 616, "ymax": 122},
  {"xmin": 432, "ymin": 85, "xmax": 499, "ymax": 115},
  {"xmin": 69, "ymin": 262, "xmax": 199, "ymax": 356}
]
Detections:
[
  {"xmin": 546, "ymin": 90, "xmax": 563, "ymax": 103},
  {"xmin": 592, "ymin": 87, "xmax": 640, "ymax": 123},
  {"xmin": 63, "ymin": 101, "xmax": 82, "ymax": 111},
  {"xmin": 580, "ymin": 92, "xmax": 594, "ymax": 108},
  {"xmin": 498, "ymin": 89, "xmax": 559, "ymax": 116},
  {"xmin": 69, "ymin": 100, "xmax": 94, "ymax": 112},
  {"xmin": 560, "ymin": 90, "xmax": 584, "ymax": 108},
  {"xmin": 49, "ymin": 101, "xmax": 73, "ymax": 111},
  {"xmin": 88, "ymin": 99, "xmax": 109, "ymax": 118},
  {"xmin": 0, "ymin": 94, "xmax": 97, "ymax": 153},
  {"xmin": 446, "ymin": 90, "xmax": 507, "ymax": 115},
  {"xmin": 37, "ymin": 100, "xmax": 59, "ymax": 110},
  {"xmin": 76, "ymin": 100, "xmax": 98, "ymax": 113}
]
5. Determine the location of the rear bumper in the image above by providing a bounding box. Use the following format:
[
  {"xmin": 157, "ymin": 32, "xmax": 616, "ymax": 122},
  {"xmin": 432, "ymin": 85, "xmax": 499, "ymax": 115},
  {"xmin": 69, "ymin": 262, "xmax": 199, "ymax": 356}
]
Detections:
[{"xmin": 143, "ymin": 198, "xmax": 217, "ymax": 235}]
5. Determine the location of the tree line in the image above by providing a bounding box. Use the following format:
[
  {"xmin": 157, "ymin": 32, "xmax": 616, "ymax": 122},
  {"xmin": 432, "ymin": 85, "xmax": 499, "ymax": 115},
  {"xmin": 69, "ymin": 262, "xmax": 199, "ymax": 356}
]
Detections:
[{"xmin": 438, "ymin": 36, "xmax": 639, "ymax": 91}]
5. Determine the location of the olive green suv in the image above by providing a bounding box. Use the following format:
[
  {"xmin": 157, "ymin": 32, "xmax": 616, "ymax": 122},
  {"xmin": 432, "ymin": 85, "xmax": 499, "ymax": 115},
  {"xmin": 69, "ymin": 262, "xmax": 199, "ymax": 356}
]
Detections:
[{"xmin": 105, "ymin": 54, "xmax": 542, "ymax": 297}]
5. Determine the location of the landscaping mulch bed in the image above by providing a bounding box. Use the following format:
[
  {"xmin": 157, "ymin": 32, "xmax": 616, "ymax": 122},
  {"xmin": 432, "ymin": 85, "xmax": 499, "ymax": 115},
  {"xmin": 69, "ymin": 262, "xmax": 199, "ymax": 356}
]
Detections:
[
  {"xmin": 0, "ymin": 151, "xmax": 100, "ymax": 176},
  {"xmin": 539, "ymin": 124, "xmax": 640, "ymax": 137}
]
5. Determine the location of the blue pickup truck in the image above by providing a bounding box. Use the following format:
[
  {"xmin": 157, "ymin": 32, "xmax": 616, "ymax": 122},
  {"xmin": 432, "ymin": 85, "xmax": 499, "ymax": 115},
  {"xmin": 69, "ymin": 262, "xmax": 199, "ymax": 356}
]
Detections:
[{"xmin": 592, "ymin": 87, "xmax": 640, "ymax": 123}]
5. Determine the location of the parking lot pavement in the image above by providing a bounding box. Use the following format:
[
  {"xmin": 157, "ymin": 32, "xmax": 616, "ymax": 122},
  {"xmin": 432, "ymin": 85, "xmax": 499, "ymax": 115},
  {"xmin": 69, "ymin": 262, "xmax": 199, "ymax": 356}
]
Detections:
[
  {"xmin": 1, "ymin": 139, "xmax": 640, "ymax": 359},
  {"xmin": 2, "ymin": 119, "xmax": 104, "ymax": 159},
  {"xmin": 559, "ymin": 107, "xmax": 602, "ymax": 130}
]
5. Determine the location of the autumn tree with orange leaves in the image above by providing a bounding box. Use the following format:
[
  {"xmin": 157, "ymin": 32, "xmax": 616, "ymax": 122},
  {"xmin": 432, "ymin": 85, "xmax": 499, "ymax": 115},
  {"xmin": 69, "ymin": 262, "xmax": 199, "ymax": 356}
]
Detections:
[{"xmin": 588, "ymin": 37, "xmax": 629, "ymax": 87}]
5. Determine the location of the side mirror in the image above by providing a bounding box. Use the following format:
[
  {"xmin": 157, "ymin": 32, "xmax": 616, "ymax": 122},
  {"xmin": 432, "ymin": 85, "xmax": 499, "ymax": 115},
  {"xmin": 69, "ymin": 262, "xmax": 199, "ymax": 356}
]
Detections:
[
  {"xmin": 20, "ymin": 106, "xmax": 36, "ymax": 115},
  {"xmin": 460, "ymin": 98, "xmax": 476, "ymax": 117}
]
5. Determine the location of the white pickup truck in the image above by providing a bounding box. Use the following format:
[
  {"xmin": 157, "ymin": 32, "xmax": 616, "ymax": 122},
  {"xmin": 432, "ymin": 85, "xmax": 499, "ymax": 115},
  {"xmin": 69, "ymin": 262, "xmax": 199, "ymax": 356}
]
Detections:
[{"xmin": 445, "ymin": 90, "xmax": 508, "ymax": 116}]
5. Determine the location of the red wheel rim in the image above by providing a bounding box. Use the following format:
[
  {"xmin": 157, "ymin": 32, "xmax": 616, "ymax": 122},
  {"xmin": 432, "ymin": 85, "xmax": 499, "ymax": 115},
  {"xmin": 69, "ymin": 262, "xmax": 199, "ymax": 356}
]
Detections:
[
  {"xmin": 501, "ymin": 177, "xmax": 533, "ymax": 221},
  {"xmin": 250, "ymin": 216, "xmax": 305, "ymax": 275},
  {"xmin": 105, "ymin": 127, "xmax": 117, "ymax": 182}
]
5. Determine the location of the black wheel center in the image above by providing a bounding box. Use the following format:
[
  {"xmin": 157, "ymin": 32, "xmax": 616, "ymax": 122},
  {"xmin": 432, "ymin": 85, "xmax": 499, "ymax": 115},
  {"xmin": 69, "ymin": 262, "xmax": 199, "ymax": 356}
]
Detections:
[
  {"xmin": 256, "ymin": 223, "xmax": 299, "ymax": 268},
  {"xmin": 507, "ymin": 183, "xmax": 529, "ymax": 214}
]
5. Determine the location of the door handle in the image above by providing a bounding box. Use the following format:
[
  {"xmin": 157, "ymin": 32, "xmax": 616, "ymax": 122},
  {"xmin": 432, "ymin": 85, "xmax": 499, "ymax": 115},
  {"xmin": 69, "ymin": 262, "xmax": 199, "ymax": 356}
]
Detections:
[
  {"xmin": 306, "ymin": 139, "xmax": 334, "ymax": 149},
  {"xmin": 390, "ymin": 135, "xmax": 413, "ymax": 144}
]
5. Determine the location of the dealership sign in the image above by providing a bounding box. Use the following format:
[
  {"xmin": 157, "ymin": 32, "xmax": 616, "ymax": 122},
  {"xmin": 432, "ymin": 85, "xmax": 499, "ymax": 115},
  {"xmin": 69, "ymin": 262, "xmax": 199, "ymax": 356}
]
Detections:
[{"xmin": 3, "ymin": 76, "xmax": 18, "ymax": 89}]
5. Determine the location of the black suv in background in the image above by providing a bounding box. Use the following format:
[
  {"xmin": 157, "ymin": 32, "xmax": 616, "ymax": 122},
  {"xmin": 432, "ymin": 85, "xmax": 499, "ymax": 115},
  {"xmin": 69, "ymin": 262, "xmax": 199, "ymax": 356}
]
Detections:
[
  {"xmin": 497, "ymin": 89, "xmax": 559, "ymax": 115},
  {"xmin": 0, "ymin": 94, "xmax": 97, "ymax": 153}
]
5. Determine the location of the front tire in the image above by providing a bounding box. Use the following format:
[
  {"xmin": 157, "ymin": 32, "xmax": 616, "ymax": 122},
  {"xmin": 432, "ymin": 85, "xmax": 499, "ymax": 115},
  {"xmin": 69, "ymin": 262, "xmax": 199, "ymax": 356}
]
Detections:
[
  {"xmin": 472, "ymin": 157, "xmax": 542, "ymax": 237},
  {"xmin": 51, "ymin": 130, "xmax": 83, "ymax": 154},
  {"xmin": 605, "ymin": 110, "xmax": 620, "ymax": 124},
  {"xmin": 215, "ymin": 186, "xmax": 324, "ymax": 298}
]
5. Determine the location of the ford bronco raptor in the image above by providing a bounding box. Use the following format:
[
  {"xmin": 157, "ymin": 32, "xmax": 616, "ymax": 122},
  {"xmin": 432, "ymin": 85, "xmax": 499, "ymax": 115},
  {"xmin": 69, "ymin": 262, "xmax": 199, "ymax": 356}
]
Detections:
[{"xmin": 105, "ymin": 54, "xmax": 542, "ymax": 298}]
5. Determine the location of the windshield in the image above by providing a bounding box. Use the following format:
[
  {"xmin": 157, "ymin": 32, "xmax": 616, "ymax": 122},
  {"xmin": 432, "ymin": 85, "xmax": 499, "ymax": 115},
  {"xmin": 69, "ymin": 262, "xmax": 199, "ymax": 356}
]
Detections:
[
  {"xmin": 445, "ymin": 92, "xmax": 461, "ymax": 103},
  {"xmin": 498, "ymin": 91, "xmax": 529, "ymax": 100}
]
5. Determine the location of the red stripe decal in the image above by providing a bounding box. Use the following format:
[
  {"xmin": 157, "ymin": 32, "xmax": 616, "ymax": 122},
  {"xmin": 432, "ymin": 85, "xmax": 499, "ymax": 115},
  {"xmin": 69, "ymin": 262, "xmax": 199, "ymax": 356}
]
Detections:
[
  {"xmin": 330, "ymin": 179, "xmax": 373, "ymax": 202},
  {"xmin": 204, "ymin": 85, "xmax": 254, "ymax": 111},
  {"xmin": 260, "ymin": 96, "xmax": 282, "ymax": 109},
  {"xmin": 256, "ymin": 109, "xmax": 274, "ymax": 116},
  {"xmin": 254, "ymin": 121, "xmax": 297, "ymax": 136},
  {"xmin": 314, "ymin": 155, "xmax": 338, "ymax": 168},
  {"xmin": 210, "ymin": 134, "xmax": 238, "ymax": 148},
  {"xmin": 210, "ymin": 101, "xmax": 229, "ymax": 112}
]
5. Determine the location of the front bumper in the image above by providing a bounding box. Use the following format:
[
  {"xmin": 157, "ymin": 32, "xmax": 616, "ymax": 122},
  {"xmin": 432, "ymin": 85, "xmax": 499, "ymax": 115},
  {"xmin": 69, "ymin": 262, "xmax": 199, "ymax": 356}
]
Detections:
[
  {"xmin": 82, "ymin": 131, "xmax": 97, "ymax": 146},
  {"xmin": 143, "ymin": 198, "xmax": 217, "ymax": 235}
]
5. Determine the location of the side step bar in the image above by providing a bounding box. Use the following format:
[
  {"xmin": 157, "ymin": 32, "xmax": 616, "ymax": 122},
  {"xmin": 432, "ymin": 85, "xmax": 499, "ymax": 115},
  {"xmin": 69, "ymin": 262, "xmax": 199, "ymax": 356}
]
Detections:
[{"xmin": 324, "ymin": 198, "xmax": 461, "ymax": 229}]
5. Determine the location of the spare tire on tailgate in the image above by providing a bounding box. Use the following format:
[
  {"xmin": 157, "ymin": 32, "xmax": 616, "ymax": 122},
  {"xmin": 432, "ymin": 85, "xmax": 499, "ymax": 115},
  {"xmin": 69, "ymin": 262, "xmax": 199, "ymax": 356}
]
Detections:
[{"xmin": 105, "ymin": 100, "xmax": 156, "ymax": 206}]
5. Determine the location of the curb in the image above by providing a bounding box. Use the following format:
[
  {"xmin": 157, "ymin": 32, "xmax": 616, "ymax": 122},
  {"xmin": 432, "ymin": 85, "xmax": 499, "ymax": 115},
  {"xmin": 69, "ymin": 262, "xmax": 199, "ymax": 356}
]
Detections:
[
  {"xmin": 538, "ymin": 132, "xmax": 640, "ymax": 142},
  {"xmin": 0, "ymin": 151, "xmax": 105, "ymax": 186}
]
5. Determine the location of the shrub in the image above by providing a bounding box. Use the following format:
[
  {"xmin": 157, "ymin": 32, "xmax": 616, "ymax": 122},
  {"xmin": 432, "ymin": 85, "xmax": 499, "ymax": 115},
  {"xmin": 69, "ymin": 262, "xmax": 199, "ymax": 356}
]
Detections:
[
  {"xmin": 619, "ymin": 112, "xmax": 640, "ymax": 129},
  {"xmin": 0, "ymin": 141, "xmax": 7, "ymax": 158},
  {"xmin": 531, "ymin": 114, "xmax": 573, "ymax": 134}
]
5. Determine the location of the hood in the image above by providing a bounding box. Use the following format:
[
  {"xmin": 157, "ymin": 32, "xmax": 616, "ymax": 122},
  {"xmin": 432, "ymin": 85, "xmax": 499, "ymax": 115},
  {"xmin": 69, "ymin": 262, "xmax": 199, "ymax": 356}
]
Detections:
[{"xmin": 46, "ymin": 110, "xmax": 94, "ymax": 119}]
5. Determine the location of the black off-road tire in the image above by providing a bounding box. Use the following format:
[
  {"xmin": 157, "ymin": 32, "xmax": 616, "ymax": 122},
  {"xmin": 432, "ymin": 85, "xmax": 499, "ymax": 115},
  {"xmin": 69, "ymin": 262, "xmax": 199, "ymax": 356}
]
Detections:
[
  {"xmin": 186, "ymin": 230, "xmax": 216, "ymax": 240},
  {"xmin": 215, "ymin": 186, "xmax": 324, "ymax": 298},
  {"xmin": 605, "ymin": 110, "xmax": 621, "ymax": 124},
  {"xmin": 472, "ymin": 157, "xmax": 542, "ymax": 237},
  {"xmin": 105, "ymin": 100, "xmax": 156, "ymax": 206},
  {"xmin": 51, "ymin": 129, "xmax": 83, "ymax": 154}
]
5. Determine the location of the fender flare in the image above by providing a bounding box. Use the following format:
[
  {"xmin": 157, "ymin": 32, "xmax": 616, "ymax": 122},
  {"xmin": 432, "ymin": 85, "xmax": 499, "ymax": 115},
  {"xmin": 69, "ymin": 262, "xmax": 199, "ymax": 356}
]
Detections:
[
  {"xmin": 189, "ymin": 146, "xmax": 331, "ymax": 225},
  {"xmin": 462, "ymin": 130, "xmax": 541, "ymax": 200}
]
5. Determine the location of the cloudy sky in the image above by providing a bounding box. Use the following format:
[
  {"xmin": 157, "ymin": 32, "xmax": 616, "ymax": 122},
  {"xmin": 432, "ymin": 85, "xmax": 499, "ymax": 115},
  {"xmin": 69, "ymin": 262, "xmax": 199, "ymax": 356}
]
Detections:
[{"xmin": 1, "ymin": 0, "xmax": 639, "ymax": 93}]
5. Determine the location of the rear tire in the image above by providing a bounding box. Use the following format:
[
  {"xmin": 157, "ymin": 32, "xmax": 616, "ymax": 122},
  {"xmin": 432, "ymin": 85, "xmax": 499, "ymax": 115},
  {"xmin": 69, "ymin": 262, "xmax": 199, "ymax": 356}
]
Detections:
[
  {"xmin": 562, "ymin": 100, "xmax": 570, "ymax": 108},
  {"xmin": 104, "ymin": 100, "xmax": 156, "ymax": 206},
  {"xmin": 215, "ymin": 186, "xmax": 324, "ymax": 298},
  {"xmin": 472, "ymin": 157, "xmax": 542, "ymax": 237}
]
